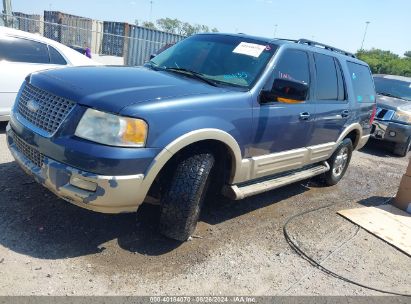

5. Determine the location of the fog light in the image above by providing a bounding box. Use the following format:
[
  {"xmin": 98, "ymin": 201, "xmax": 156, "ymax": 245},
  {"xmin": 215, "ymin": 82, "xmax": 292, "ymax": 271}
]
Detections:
[
  {"xmin": 70, "ymin": 176, "xmax": 97, "ymax": 192},
  {"xmin": 389, "ymin": 131, "xmax": 396, "ymax": 137}
]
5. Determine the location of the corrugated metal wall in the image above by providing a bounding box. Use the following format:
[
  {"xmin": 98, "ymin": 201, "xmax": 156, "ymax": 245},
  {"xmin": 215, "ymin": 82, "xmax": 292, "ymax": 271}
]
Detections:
[
  {"xmin": 91, "ymin": 20, "xmax": 103, "ymax": 54},
  {"xmin": 126, "ymin": 25, "xmax": 185, "ymax": 66},
  {"xmin": 60, "ymin": 14, "xmax": 93, "ymax": 48},
  {"xmin": 12, "ymin": 12, "xmax": 43, "ymax": 34},
  {"xmin": 101, "ymin": 21, "xmax": 129, "ymax": 57},
  {"xmin": 43, "ymin": 11, "xmax": 93, "ymax": 48},
  {"xmin": 43, "ymin": 11, "xmax": 62, "ymax": 42},
  {"xmin": 11, "ymin": 10, "xmax": 188, "ymax": 65}
]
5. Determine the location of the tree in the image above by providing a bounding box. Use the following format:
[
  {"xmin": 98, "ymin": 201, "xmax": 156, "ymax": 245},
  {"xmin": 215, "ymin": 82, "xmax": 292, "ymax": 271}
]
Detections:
[
  {"xmin": 153, "ymin": 17, "xmax": 218, "ymax": 36},
  {"xmin": 356, "ymin": 49, "xmax": 411, "ymax": 77},
  {"xmin": 156, "ymin": 18, "xmax": 182, "ymax": 34},
  {"xmin": 141, "ymin": 21, "xmax": 157, "ymax": 29},
  {"xmin": 405, "ymin": 51, "xmax": 411, "ymax": 58}
]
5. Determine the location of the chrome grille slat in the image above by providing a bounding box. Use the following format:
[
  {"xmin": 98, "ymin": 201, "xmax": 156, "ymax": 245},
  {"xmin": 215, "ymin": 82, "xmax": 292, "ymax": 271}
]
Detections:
[
  {"xmin": 375, "ymin": 107, "xmax": 395, "ymax": 121},
  {"xmin": 11, "ymin": 131, "xmax": 45, "ymax": 168},
  {"xmin": 17, "ymin": 83, "xmax": 75, "ymax": 135}
]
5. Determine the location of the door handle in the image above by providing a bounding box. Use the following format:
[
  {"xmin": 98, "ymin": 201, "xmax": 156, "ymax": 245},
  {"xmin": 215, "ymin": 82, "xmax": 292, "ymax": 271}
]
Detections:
[
  {"xmin": 341, "ymin": 110, "xmax": 350, "ymax": 118},
  {"xmin": 299, "ymin": 112, "xmax": 311, "ymax": 120}
]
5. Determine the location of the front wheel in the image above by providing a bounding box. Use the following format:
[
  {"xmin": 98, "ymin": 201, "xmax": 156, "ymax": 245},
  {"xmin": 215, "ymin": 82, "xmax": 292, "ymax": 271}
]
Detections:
[
  {"xmin": 393, "ymin": 137, "xmax": 411, "ymax": 157},
  {"xmin": 159, "ymin": 153, "xmax": 215, "ymax": 241},
  {"xmin": 323, "ymin": 138, "xmax": 353, "ymax": 186}
]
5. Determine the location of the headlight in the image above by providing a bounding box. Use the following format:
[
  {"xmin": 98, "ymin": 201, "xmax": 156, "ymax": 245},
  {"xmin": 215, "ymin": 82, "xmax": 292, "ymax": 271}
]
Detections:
[
  {"xmin": 75, "ymin": 109, "xmax": 148, "ymax": 147},
  {"xmin": 392, "ymin": 106, "xmax": 411, "ymax": 124}
]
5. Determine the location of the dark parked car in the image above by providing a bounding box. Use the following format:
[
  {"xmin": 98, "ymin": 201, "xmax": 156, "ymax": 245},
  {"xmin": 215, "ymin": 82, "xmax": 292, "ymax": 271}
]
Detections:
[
  {"xmin": 7, "ymin": 34, "xmax": 376, "ymax": 241},
  {"xmin": 371, "ymin": 75, "xmax": 411, "ymax": 156}
]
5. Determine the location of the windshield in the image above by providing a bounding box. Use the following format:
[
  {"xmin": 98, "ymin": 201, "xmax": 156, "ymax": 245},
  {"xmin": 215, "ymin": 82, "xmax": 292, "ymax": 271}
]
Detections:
[
  {"xmin": 374, "ymin": 76, "xmax": 411, "ymax": 101},
  {"xmin": 149, "ymin": 34, "xmax": 278, "ymax": 88}
]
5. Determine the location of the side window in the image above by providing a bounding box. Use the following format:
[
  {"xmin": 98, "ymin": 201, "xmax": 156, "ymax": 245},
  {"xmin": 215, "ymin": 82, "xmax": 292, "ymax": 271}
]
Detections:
[
  {"xmin": 261, "ymin": 49, "xmax": 310, "ymax": 103},
  {"xmin": 347, "ymin": 62, "xmax": 376, "ymax": 103},
  {"xmin": 49, "ymin": 46, "xmax": 67, "ymax": 65},
  {"xmin": 314, "ymin": 53, "xmax": 338, "ymax": 100},
  {"xmin": 0, "ymin": 36, "xmax": 49, "ymax": 64},
  {"xmin": 274, "ymin": 49, "xmax": 310, "ymax": 85}
]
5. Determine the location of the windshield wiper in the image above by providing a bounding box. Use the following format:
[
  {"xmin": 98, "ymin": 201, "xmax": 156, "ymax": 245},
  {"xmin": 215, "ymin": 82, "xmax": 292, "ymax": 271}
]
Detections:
[{"xmin": 163, "ymin": 67, "xmax": 218, "ymax": 87}]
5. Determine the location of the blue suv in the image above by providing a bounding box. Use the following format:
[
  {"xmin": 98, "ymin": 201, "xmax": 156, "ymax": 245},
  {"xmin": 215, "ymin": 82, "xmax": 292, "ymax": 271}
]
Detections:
[{"xmin": 7, "ymin": 34, "xmax": 376, "ymax": 241}]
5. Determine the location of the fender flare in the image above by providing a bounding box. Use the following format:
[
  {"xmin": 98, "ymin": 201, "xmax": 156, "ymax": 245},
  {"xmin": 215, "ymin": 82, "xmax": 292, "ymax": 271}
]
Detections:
[
  {"xmin": 337, "ymin": 123, "xmax": 363, "ymax": 149},
  {"xmin": 134, "ymin": 129, "xmax": 244, "ymax": 204}
]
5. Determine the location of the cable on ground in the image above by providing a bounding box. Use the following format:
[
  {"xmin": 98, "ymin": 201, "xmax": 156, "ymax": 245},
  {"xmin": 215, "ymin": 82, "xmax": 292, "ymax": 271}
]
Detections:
[{"xmin": 283, "ymin": 194, "xmax": 410, "ymax": 297}]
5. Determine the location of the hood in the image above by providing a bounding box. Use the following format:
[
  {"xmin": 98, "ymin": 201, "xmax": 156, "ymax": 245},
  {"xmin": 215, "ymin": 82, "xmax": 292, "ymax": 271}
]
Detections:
[
  {"xmin": 376, "ymin": 94, "xmax": 411, "ymax": 111},
  {"xmin": 29, "ymin": 66, "xmax": 229, "ymax": 114}
]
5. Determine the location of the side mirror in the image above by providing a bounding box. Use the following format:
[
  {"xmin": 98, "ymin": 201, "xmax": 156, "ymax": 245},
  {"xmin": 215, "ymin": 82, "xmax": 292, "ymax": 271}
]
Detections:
[
  {"xmin": 149, "ymin": 54, "xmax": 157, "ymax": 60},
  {"xmin": 261, "ymin": 78, "xmax": 309, "ymax": 103}
]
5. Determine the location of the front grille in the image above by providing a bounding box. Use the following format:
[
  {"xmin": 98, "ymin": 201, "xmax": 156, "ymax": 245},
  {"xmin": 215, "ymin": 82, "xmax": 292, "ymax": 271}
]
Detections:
[
  {"xmin": 11, "ymin": 131, "xmax": 45, "ymax": 168},
  {"xmin": 17, "ymin": 83, "xmax": 75, "ymax": 135},
  {"xmin": 376, "ymin": 108, "xmax": 388, "ymax": 119},
  {"xmin": 375, "ymin": 107, "xmax": 395, "ymax": 121}
]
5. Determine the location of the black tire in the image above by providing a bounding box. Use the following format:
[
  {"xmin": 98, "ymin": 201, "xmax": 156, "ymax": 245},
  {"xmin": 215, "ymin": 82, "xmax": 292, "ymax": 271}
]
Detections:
[
  {"xmin": 323, "ymin": 138, "xmax": 353, "ymax": 186},
  {"xmin": 159, "ymin": 153, "xmax": 215, "ymax": 241},
  {"xmin": 393, "ymin": 137, "xmax": 411, "ymax": 157}
]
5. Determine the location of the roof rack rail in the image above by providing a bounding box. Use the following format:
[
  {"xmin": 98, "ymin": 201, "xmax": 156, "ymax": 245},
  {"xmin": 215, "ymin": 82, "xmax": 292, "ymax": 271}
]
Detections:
[{"xmin": 297, "ymin": 39, "xmax": 356, "ymax": 58}]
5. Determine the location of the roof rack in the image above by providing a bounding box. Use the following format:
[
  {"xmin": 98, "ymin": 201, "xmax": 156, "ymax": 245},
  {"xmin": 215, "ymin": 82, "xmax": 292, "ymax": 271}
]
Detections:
[{"xmin": 296, "ymin": 39, "xmax": 356, "ymax": 58}]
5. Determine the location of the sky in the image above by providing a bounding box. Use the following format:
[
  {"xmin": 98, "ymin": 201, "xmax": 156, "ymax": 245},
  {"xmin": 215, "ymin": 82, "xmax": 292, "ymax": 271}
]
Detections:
[{"xmin": 3, "ymin": 0, "xmax": 411, "ymax": 56}]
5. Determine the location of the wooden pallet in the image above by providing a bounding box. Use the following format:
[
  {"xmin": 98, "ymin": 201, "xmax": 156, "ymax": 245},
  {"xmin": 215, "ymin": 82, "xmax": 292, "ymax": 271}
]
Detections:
[{"xmin": 338, "ymin": 204, "xmax": 411, "ymax": 256}]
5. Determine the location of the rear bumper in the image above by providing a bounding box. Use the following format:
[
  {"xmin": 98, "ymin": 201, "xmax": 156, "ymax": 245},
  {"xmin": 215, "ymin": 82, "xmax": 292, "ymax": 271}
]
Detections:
[
  {"xmin": 7, "ymin": 124, "xmax": 146, "ymax": 214},
  {"xmin": 371, "ymin": 120, "xmax": 411, "ymax": 145}
]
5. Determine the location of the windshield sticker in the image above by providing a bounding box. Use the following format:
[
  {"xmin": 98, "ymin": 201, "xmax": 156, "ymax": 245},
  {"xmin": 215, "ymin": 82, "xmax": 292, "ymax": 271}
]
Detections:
[
  {"xmin": 233, "ymin": 42, "xmax": 266, "ymax": 58},
  {"xmin": 357, "ymin": 95, "xmax": 363, "ymax": 102},
  {"xmin": 370, "ymin": 95, "xmax": 375, "ymax": 101},
  {"xmin": 224, "ymin": 72, "xmax": 249, "ymax": 80},
  {"xmin": 352, "ymin": 73, "xmax": 357, "ymax": 80}
]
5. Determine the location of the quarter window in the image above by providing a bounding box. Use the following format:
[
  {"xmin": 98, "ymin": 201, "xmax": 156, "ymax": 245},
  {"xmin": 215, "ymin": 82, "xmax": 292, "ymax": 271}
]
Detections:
[
  {"xmin": 49, "ymin": 46, "xmax": 67, "ymax": 65},
  {"xmin": 314, "ymin": 53, "xmax": 338, "ymax": 100},
  {"xmin": 0, "ymin": 36, "xmax": 49, "ymax": 64},
  {"xmin": 347, "ymin": 62, "xmax": 376, "ymax": 103}
]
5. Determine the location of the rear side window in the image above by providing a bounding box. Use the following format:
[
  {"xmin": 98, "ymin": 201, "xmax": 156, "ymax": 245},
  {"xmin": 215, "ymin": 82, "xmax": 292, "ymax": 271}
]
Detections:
[
  {"xmin": 347, "ymin": 62, "xmax": 376, "ymax": 103},
  {"xmin": 0, "ymin": 36, "xmax": 49, "ymax": 64},
  {"xmin": 314, "ymin": 53, "xmax": 338, "ymax": 100},
  {"xmin": 49, "ymin": 46, "xmax": 67, "ymax": 65},
  {"xmin": 274, "ymin": 49, "xmax": 310, "ymax": 85}
]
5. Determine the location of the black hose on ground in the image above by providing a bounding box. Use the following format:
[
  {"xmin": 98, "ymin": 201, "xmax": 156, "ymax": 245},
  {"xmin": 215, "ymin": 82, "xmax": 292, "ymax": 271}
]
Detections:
[{"xmin": 282, "ymin": 196, "xmax": 411, "ymax": 297}]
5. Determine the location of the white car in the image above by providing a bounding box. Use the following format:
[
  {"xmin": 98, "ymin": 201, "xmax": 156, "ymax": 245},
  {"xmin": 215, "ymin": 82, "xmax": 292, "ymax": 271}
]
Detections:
[{"xmin": 0, "ymin": 26, "xmax": 98, "ymax": 121}]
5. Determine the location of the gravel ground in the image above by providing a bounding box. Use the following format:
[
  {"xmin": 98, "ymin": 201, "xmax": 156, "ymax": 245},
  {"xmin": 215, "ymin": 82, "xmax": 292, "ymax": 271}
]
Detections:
[{"xmin": 0, "ymin": 121, "xmax": 410, "ymax": 296}]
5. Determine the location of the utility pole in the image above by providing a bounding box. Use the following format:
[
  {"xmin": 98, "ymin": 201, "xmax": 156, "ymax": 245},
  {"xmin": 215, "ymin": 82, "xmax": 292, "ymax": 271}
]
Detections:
[
  {"xmin": 149, "ymin": 0, "xmax": 153, "ymax": 22},
  {"xmin": 273, "ymin": 24, "xmax": 278, "ymax": 38},
  {"xmin": 2, "ymin": 0, "xmax": 13, "ymax": 26},
  {"xmin": 360, "ymin": 21, "xmax": 370, "ymax": 50}
]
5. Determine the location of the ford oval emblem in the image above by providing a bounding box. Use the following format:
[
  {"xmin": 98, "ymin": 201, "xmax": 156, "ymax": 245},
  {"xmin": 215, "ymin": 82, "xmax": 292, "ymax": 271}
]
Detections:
[{"xmin": 27, "ymin": 100, "xmax": 40, "ymax": 113}]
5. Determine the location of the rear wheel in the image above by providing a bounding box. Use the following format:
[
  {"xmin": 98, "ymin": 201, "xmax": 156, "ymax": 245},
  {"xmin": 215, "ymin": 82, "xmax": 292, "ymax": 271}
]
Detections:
[
  {"xmin": 159, "ymin": 153, "xmax": 215, "ymax": 241},
  {"xmin": 393, "ymin": 137, "xmax": 411, "ymax": 157},
  {"xmin": 323, "ymin": 138, "xmax": 353, "ymax": 186}
]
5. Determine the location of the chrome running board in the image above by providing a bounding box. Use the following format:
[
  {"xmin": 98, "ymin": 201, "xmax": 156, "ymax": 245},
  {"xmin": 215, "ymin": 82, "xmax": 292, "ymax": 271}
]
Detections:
[{"xmin": 223, "ymin": 162, "xmax": 330, "ymax": 200}]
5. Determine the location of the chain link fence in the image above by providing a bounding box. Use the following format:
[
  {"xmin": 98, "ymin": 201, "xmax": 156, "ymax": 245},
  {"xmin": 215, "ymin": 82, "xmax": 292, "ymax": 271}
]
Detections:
[{"xmin": 1, "ymin": 12, "xmax": 185, "ymax": 66}]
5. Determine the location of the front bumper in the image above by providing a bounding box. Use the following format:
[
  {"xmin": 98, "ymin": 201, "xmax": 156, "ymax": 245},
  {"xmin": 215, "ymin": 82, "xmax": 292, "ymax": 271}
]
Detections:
[
  {"xmin": 7, "ymin": 124, "xmax": 146, "ymax": 214},
  {"xmin": 371, "ymin": 120, "xmax": 411, "ymax": 144},
  {"xmin": 0, "ymin": 114, "xmax": 11, "ymax": 122}
]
